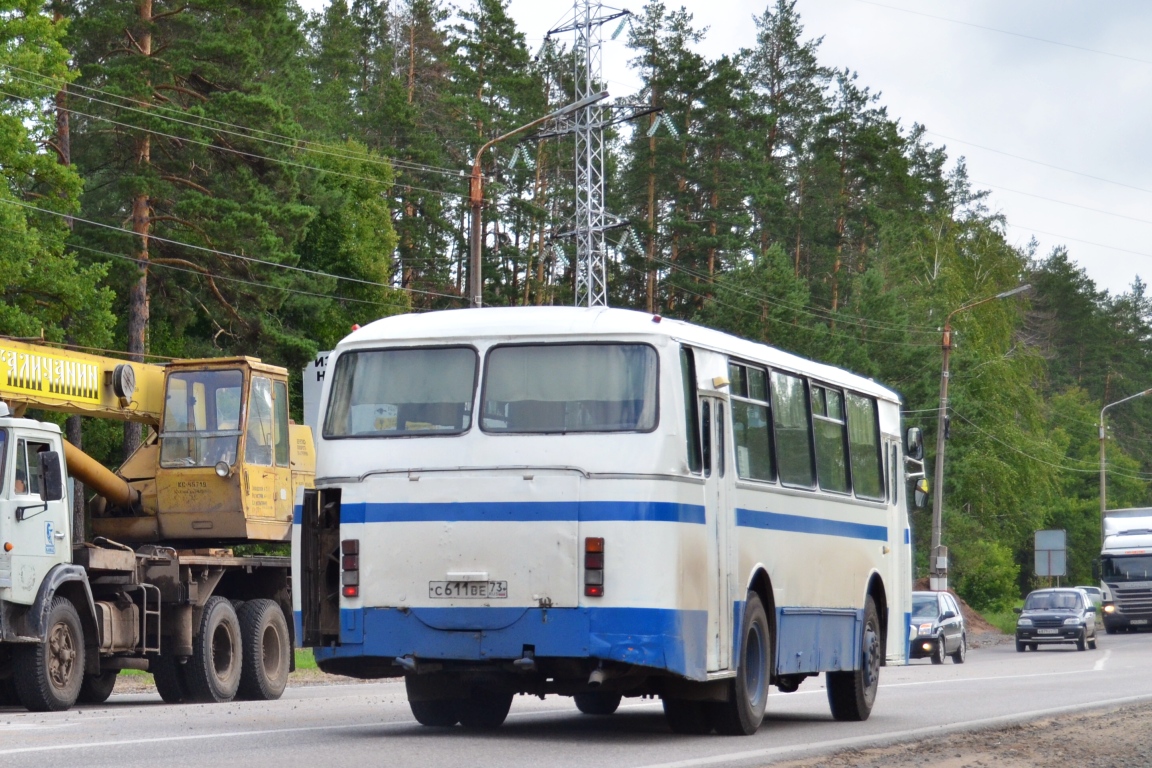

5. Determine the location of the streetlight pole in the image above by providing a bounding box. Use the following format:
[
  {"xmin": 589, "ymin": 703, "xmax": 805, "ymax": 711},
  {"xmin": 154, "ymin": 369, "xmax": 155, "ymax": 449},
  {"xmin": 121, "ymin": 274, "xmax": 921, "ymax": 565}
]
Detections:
[
  {"xmin": 1099, "ymin": 388, "xmax": 1152, "ymax": 544},
  {"xmin": 930, "ymin": 283, "xmax": 1031, "ymax": 591},
  {"xmin": 469, "ymin": 91, "xmax": 609, "ymax": 309}
]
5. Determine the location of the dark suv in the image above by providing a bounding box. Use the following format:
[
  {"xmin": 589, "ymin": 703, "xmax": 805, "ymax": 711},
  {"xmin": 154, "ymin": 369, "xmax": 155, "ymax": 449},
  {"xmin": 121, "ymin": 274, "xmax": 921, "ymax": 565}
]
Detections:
[
  {"xmin": 1015, "ymin": 588, "xmax": 1098, "ymax": 652},
  {"xmin": 909, "ymin": 590, "xmax": 966, "ymax": 663}
]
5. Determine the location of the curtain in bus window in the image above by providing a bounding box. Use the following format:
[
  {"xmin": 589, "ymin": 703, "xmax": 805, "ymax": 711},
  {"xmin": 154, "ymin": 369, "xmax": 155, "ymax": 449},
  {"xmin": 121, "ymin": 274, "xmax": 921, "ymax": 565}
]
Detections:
[
  {"xmin": 846, "ymin": 393, "xmax": 884, "ymax": 500},
  {"xmin": 771, "ymin": 371, "xmax": 815, "ymax": 487},
  {"xmin": 483, "ymin": 344, "xmax": 657, "ymax": 433},
  {"xmin": 323, "ymin": 347, "xmax": 477, "ymax": 437},
  {"xmin": 813, "ymin": 386, "xmax": 849, "ymax": 494}
]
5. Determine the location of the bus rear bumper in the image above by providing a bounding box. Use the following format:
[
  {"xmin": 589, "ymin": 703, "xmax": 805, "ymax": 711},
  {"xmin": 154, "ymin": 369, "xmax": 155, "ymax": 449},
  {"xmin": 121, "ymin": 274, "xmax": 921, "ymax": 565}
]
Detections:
[{"xmin": 313, "ymin": 606, "xmax": 709, "ymax": 681}]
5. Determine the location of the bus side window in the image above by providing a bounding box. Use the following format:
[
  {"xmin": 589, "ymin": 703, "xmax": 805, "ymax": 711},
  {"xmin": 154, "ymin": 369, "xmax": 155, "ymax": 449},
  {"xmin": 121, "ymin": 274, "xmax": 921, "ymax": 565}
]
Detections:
[
  {"xmin": 770, "ymin": 370, "xmax": 815, "ymax": 488},
  {"xmin": 681, "ymin": 347, "xmax": 702, "ymax": 474},
  {"xmin": 717, "ymin": 403, "xmax": 725, "ymax": 478},
  {"xmin": 701, "ymin": 401, "xmax": 712, "ymax": 478}
]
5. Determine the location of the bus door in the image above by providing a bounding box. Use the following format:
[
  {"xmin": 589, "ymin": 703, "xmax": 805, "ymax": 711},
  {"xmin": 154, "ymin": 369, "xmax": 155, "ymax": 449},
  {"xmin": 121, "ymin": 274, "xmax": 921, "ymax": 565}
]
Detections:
[{"xmin": 699, "ymin": 393, "xmax": 732, "ymax": 672}]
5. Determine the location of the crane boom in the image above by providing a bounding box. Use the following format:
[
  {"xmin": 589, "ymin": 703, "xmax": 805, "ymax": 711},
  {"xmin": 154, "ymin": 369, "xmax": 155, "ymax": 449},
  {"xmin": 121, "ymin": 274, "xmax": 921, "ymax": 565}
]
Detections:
[{"xmin": 0, "ymin": 337, "xmax": 165, "ymax": 425}]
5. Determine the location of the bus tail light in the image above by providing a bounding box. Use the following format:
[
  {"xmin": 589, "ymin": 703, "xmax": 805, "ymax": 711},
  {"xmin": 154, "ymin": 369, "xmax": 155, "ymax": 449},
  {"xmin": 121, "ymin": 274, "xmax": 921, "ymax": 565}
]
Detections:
[
  {"xmin": 585, "ymin": 537, "xmax": 604, "ymax": 597},
  {"xmin": 342, "ymin": 538, "xmax": 360, "ymax": 598}
]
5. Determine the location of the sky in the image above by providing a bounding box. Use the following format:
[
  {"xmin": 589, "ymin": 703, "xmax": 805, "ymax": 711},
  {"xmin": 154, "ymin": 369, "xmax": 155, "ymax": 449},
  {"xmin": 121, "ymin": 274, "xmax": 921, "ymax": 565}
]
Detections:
[{"xmin": 304, "ymin": 0, "xmax": 1152, "ymax": 298}]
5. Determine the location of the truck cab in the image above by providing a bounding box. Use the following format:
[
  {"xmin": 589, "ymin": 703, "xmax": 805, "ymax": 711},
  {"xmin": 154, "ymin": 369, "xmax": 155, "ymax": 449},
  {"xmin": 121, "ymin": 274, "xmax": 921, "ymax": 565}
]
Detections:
[{"xmin": 0, "ymin": 410, "xmax": 70, "ymax": 612}]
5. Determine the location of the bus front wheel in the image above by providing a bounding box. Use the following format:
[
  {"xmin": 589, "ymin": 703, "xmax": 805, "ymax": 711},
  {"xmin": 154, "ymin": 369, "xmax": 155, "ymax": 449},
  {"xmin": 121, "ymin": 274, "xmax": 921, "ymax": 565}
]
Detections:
[
  {"xmin": 826, "ymin": 596, "xmax": 880, "ymax": 722},
  {"xmin": 710, "ymin": 591, "xmax": 770, "ymax": 736}
]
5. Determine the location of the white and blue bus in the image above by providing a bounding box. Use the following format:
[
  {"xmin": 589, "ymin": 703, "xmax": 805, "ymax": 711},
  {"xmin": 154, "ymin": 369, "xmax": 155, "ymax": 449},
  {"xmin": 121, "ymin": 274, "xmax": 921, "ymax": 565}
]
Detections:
[{"xmin": 294, "ymin": 306, "xmax": 919, "ymax": 735}]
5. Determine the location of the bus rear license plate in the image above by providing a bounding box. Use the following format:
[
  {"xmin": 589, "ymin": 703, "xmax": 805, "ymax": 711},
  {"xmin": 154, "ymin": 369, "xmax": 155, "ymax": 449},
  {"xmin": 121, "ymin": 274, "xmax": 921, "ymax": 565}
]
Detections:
[
  {"xmin": 1037, "ymin": 629, "xmax": 1059, "ymax": 634},
  {"xmin": 429, "ymin": 581, "xmax": 508, "ymax": 599},
  {"xmin": 1131, "ymin": 619, "xmax": 1149, "ymax": 625}
]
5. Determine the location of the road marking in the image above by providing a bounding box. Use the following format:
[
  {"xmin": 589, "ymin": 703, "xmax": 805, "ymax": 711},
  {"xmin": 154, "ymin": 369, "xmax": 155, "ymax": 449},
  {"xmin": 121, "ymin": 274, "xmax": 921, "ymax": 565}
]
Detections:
[
  {"xmin": 632, "ymin": 692, "xmax": 1152, "ymax": 768},
  {"xmin": 1094, "ymin": 648, "xmax": 1112, "ymax": 671}
]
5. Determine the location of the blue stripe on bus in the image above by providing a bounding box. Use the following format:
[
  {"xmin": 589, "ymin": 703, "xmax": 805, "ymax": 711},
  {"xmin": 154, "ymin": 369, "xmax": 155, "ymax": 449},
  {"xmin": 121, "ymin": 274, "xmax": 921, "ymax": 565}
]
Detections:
[
  {"xmin": 311, "ymin": 606, "xmax": 710, "ymax": 681},
  {"xmin": 735, "ymin": 508, "xmax": 888, "ymax": 542},
  {"xmin": 336, "ymin": 501, "xmax": 706, "ymax": 525}
]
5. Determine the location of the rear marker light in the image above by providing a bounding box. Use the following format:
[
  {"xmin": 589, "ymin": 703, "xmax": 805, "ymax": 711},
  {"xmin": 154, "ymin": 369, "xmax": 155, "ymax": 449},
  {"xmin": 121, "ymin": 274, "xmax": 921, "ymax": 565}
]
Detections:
[
  {"xmin": 342, "ymin": 538, "xmax": 360, "ymax": 599},
  {"xmin": 585, "ymin": 537, "xmax": 604, "ymax": 597}
]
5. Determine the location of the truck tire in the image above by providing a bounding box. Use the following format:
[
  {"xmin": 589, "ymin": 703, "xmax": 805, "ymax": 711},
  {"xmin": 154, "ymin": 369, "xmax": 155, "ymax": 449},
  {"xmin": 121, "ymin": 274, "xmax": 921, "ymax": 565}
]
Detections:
[
  {"xmin": 77, "ymin": 670, "xmax": 118, "ymax": 704},
  {"xmin": 710, "ymin": 592, "xmax": 770, "ymax": 735},
  {"xmin": 150, "ymin": 652, "xmax": 191, "ymax": 703},
  {"xmin": 574, "ymin": 691, "xmax": 622, "ymax": 715},
  {"xmin": 826, "ymin": 596, "xmax": 881, "ymax": 722},
  {"xmin": 13, "ymin": 597, "xmax": 86, "ymax": 712},
  {"xmin": 0, "ymin": 677, "xmax": 19, "ymax": 706},
  {"xmin": 235, "ymin": 599, "xmax": 290, "ymax": 701},
  {"xmin": 183, "ymin": 597, "xmax": 242, "ymax": 703}
]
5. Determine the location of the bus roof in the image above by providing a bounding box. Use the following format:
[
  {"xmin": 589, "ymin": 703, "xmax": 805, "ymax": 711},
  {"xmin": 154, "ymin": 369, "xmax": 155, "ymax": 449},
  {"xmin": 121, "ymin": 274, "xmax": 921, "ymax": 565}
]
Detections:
[{"xmin": 342, "ymin": 306, "xmax": 901, "ymax": 402}]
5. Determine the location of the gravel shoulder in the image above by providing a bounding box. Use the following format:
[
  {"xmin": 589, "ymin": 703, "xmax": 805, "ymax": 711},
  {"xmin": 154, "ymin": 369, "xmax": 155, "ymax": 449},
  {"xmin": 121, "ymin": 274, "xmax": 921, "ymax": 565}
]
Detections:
[{"xmin": 768, "ymin": 700, "xmax": 1152, "ymax": 768}]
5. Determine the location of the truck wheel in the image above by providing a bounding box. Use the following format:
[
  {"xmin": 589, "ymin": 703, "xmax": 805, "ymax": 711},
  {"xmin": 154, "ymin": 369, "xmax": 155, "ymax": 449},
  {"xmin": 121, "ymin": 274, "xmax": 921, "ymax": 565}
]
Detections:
[
  {"xmin": 457, "ymin": 689, "xmax": 513, "ymax": 729},
  {"xmin": 710, "ymin": 592, "xmax": 770, "ymax": 735},
  {"xmin": 0, "ymin": 677, "xmax": 19, "ymax": 706},
  {"xmin": 662, "ymin": 698, "xmax": 713, "ymax": 734},
  {"xmin": 184, "ymin": 597, "xmax": 242, "ymax": 703},
  {"xmin": 827, "ymin": 596, "xmax": 881, "ymax": 722},
  {"xmin": 77, "ymin": 670, "xmax": 118, "ymax": 704},
  {"xmin": 574, "ymin": 691, "xmax": 622, "ymax": 715},
  {"xmin": 13, "ymin": 597, "xmax": 86, "ymax": 712},
  {"xmin": 235, "ymin": 600, "xmax": 290, "ymax": 701},
  {"xmin": 150, "ymin": 652, "xmax": 191, "ymax": 703}
]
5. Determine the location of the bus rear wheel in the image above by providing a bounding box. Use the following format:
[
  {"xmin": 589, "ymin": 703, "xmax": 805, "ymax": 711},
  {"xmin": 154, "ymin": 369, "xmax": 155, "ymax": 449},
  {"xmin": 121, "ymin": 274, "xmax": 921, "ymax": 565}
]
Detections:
[
  {"xmin": 827, "ymin": 596, "xmax": 880, "ymax": 722},
  {"xmin": 710, "ymin": 592, "xmax": 770, "ymax": 735},
  {"xmin": 457, "ymin": 688, "xmax": 513, "ymax": 729},
  {"xmin": 574, "ymin": 691, "xmax": 622, "ymax": 715}
]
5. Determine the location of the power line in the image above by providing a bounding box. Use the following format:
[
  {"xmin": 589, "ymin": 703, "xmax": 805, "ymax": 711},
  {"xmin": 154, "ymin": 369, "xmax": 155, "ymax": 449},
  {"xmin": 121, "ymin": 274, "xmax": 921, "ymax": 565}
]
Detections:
[
  {"xmin": 852, "ymin": 0, "xmax": 1152, "ymax": 67},
  {"xmin": 976, "ymin": 181, "xmax": 1152, "ymax": 228},
  {"xmin": 0, "ymin": 196, "xmax": 465, "ymax": 302},
  {"xmin": 1009, "ymin": 222, "xmax": 1152, "ymax": 265},
  {"xmin": 0, "ymin": 64, "xmax": 470, "ymax": 181}
]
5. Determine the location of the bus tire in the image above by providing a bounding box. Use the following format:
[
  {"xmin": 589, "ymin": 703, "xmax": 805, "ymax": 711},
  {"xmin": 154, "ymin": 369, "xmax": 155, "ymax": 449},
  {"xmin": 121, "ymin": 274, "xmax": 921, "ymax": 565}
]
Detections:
[
  {"xmin": 77, "ymin": 670, "xmax": 118, "ymax": 704},
  {"xmin": 710, "ymin": 592, "xmax": 770, "ymax": 735},
  {"xmin": 184, "ymin": 597, "xmax": 242, "ymax": 703},
  {"xmin": 235, "ymin": 600, "xmax": 290, "ymax": 701},
  {"xmin": 13, "ymin": 597, "xmax": 86, "ymax": 712},
  {"xmin": 826, "ymin": 596, "xmax": 880, "ymax": 722},
  {"xmin": 457, "ymin": 689, "xmax": 513, "ymax": 729},
  {"xmin": 405, "ymin": 676, "xmax": 460, "ymax": 726},
  {"xmin": 574, "ymin": 691, "xmax": 622, "ymax": 715},
  {"xmin": 662, "ymin": 698, "xmax": 713, "ymax": 734}
]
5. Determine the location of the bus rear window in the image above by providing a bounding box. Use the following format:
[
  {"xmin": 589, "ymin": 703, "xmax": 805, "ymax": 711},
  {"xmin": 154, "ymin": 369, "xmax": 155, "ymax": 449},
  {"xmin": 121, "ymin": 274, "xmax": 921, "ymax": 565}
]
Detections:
[
  {"xmin": 481, "ymin": 343, "xmax": 658, "ymax": 433},
  {"xmin": 323, "ymin": 347, "xmax": 477, "ymax": 437}
]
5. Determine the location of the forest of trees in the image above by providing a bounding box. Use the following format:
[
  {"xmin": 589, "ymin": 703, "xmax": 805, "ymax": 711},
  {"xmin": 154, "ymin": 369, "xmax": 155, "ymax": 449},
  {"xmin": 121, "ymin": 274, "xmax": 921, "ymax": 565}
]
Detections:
[{"xmin": 4, "ymin": 0, "xmax": 1152, "ymax": 611}]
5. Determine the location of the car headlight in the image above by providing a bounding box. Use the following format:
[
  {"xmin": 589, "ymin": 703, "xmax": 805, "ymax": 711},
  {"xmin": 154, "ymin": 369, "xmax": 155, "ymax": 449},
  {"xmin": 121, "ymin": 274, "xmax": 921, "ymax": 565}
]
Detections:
[
  {"xmin": 1104, "ymin": 604, "xmax": 1116, "ymax": 614},
  {"xmin": 1063, "ymin": 617, "xmax": 1082, "ymax": 626},
  {"xmin": 917, "ymin": 622, "xmax": 934, "ymax": 636},
  {"xmin": 1017, "ymin": 618, "xmax": 1033, "ymax": 627}
]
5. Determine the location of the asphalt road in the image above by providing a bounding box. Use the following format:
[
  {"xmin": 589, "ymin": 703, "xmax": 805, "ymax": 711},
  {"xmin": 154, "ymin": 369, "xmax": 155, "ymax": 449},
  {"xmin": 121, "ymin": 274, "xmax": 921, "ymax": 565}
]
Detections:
[{"xmin": 4, "ymin": 633, "xmax": 1152, "ymax": 768}]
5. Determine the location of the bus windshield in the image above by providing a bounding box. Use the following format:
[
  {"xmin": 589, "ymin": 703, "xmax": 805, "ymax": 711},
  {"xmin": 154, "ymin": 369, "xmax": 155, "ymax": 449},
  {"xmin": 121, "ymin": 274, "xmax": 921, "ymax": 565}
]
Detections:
[
  {"xmin": 1102, "ymin": 555, "xmax": 1152, "ymax": 583},
  {"xmin": 323, "ymin": 347, "xmax": 477, "ymax": 437},
  {"xmin": 160, "ymin": 369, "xmax": 244, "ymax": 467},
  {"xmin": 481, "ymin": 343, "xmax": 658, "ymax": 433}
]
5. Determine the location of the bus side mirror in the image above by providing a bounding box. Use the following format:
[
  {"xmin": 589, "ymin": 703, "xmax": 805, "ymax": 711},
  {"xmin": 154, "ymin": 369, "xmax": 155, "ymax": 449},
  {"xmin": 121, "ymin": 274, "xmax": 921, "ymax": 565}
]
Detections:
[
  {"xmin": 39, "ymin": 451, "xmax": 65, "ymax": 502},
  {"xmin": 906, "ymin": 427, "xmax": 924, "ymax": 461},
  {"xmin": 913, "ymin": 478, "xmax": 930, "ymax": 509}
]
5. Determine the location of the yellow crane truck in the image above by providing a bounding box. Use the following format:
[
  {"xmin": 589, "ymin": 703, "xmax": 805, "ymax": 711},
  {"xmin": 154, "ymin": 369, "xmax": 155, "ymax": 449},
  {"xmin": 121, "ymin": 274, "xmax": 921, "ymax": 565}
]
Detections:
[{"xmin": 0, "ymin": 338, "xmax": 314, "ymax": 711}]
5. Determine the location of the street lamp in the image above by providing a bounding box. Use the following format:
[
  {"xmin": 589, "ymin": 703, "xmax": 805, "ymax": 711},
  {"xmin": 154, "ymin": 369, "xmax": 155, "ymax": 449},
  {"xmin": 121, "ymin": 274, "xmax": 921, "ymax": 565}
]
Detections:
[
  {"xmin": 930, "ymin": 283, "xmax": 1031, "ymax": 591},
  {"xmin": 1099, "ymin": 388, "xmax": 1152, "ymax": 543},
  {"xmin": 468, "ymin": 90, "xmax": 610, "ymax": 309}
]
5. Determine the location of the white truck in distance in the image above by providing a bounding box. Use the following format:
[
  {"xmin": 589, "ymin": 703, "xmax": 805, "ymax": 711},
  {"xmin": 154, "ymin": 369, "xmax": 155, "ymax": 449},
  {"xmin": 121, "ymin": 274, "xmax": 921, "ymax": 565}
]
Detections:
[{"xmin": 1100, "ymin": 508, "xmax": 1152, "ymax": 633}]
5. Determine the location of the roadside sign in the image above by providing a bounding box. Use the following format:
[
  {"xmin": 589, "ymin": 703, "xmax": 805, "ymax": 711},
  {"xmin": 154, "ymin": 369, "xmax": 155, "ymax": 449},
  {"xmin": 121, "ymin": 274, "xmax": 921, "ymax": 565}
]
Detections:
[{"xmin": 1035, "ymin": 529, "xmax": 1067, "ymax": 577}]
